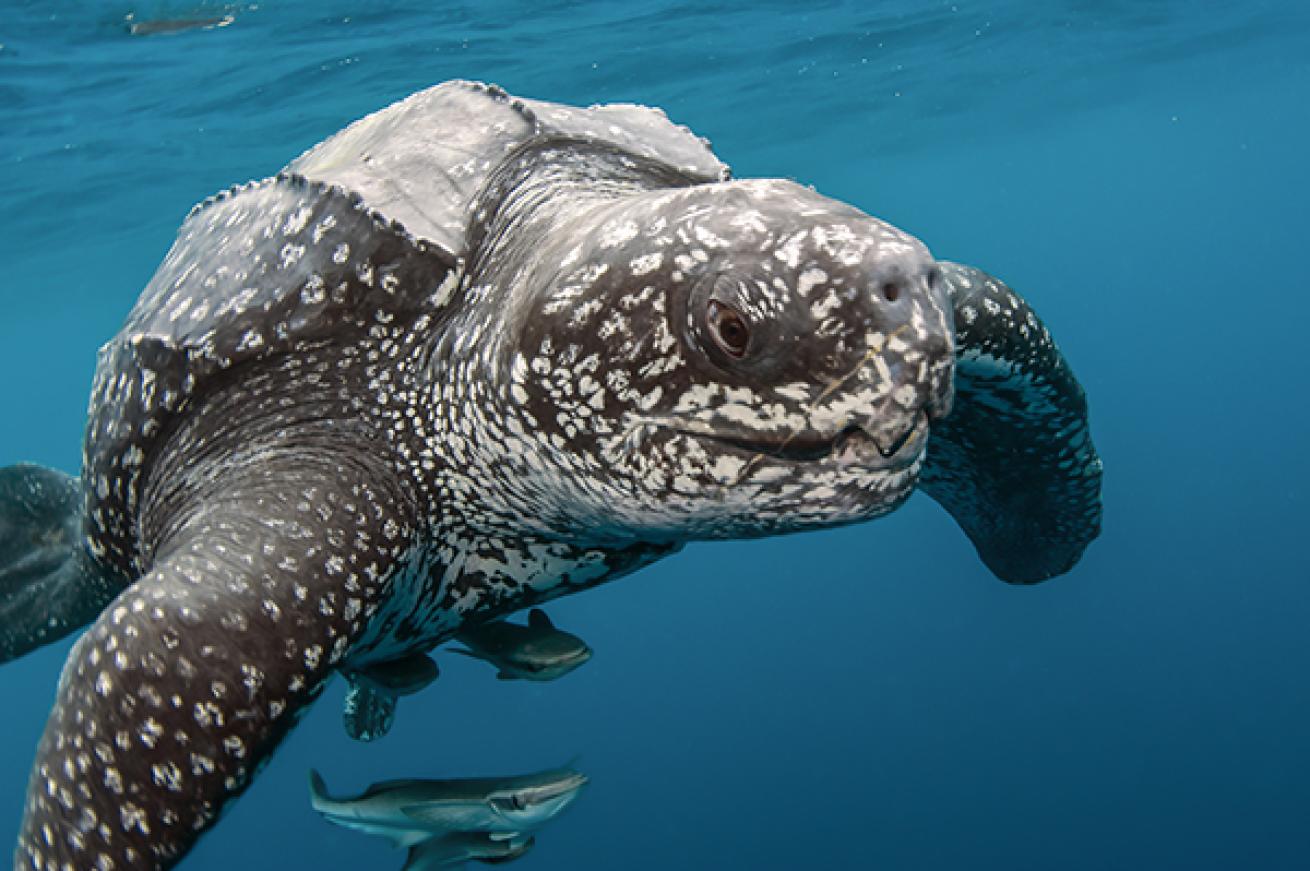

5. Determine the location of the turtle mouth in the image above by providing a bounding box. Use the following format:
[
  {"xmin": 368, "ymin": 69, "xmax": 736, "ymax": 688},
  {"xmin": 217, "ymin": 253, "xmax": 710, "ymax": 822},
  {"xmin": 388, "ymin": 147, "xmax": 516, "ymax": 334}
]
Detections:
[{"xmin": 686, "ymin": 413, "xmax": 927, "ymax": 469}]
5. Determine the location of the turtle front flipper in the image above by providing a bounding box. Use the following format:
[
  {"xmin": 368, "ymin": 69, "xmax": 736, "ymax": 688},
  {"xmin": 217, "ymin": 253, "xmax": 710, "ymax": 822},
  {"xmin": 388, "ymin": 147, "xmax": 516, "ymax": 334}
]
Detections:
[
  {"xmin": 0, "ymin": 464, "xmax": 118, "ymax": 663},
  {"xmin": 16, "ymin": 447, "xmax": 418, "ymax": 869},
  {"xmin": 920, "ymin": 263, "xmax": 1103, "ymax": 584}
]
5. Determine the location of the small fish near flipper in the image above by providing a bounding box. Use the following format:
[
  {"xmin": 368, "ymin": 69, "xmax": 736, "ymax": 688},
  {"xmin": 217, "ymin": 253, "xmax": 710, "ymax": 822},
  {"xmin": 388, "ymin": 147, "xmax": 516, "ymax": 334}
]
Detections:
[
  {"xmin": 453, "ymin": 608, "xmax": 592, "ymax": 682},
  {"xmin": 402, "ymin": 831, "xmax": 534, "ymax": 870},
  {"xmin": 0, "ymin": 464, "xmax": 118, "ymax": 665},
  {"xmin": 342, "ymin": 651, "xmax": 440, "ymax": 742},
  {"xmin": 308, "ymin": 765, "xmax": 586, "ymax": 853},
  {"xmin": 124, "ymin": 14, "xmax": 235, "ymax": 36}
]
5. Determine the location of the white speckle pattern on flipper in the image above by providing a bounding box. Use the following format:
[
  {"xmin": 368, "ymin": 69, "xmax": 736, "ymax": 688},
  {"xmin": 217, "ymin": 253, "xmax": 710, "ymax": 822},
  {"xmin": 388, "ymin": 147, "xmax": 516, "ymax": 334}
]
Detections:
[
  {"xmin": 920, "ymin": 262, "xmax": 1103, "ymax": 582},
  {"xmin": 20, "ymin": 365, "xmax": 419, "ymax": 868},
  {"xmin": 0, "ymin": 465, "xmax": 118, "ymax": 663},
  {"xmin": 341, "ymin": 679, "xmax": 398, "ymax": 743}
]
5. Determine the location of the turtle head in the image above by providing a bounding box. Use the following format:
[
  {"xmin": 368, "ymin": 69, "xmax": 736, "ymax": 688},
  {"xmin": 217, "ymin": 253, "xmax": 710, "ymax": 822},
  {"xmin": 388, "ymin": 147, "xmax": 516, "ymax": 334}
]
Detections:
[{"xmin": 500, "ymin": 178, "xmax": 955, "ymax": 541}]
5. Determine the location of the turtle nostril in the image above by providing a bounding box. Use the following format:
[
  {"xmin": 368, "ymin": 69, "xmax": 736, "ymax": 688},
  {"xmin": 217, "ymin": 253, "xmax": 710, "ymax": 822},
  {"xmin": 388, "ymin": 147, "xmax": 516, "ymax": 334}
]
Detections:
[
  {"xmin": 878, "ymin": 427, "xmax": 913, "ymax": 458},
  {"xmin": 926, "ymin": 266, "xmax": 943, "ymax": 293},
  {"xmin": 880, "ymin": 281, "xmax": 901, "ymax": 303}
]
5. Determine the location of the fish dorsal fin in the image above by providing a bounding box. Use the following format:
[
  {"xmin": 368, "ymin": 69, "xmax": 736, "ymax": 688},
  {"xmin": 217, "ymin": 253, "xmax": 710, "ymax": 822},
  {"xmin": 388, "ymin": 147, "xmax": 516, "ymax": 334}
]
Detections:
[{"xmin": 527, "ymin": 608, "xmax": 554, "ymax": 630}]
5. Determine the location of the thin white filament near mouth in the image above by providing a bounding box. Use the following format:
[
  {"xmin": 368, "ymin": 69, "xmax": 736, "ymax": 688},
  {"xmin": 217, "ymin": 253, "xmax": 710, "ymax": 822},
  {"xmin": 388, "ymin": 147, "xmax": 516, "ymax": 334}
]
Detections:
[
  {"xmin": 728, "ymin": 323, "xmax": 913, "ymax": 485},
  {"xmin": 812, "ymin": 323, "xmax": 909, "ymax": 407}
]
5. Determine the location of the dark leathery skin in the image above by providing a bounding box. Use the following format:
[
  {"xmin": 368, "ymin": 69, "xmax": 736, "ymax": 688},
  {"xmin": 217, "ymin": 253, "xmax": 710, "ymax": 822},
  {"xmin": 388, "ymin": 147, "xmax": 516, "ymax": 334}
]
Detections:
[
  {"xmin": 12, "ymin": 82, "xmax": 1099, "ymax": 869},
  {"xmin": 920, "ymin": 263, "xmax": 1102, "ymax": 583}
]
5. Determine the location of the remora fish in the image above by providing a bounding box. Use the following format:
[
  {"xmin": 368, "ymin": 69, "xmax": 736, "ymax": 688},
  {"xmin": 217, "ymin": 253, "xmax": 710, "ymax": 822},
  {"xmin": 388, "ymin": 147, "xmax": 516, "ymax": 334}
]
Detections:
[
  {"xmin": 307, "ymin": 767, "xmax": 587, "ymax": 848},
  {"xmin": 402, "ymin": 831, "xmax": 535, "ymax": 870},
  {"xmin": 125, "ymin": 15, "xmax": 234, "ymax": 36},
  {"xmin": 453, "ymin": 608, "xmax": 592, "ymax": 681}
]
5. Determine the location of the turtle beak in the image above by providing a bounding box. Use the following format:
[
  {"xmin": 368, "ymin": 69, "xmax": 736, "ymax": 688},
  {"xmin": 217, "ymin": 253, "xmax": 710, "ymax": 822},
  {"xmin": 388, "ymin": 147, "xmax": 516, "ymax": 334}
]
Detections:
[
  {"xmin": 926, "ymin": 355, "xmax": 955, "ymax": 423},
  {"xmin": 849, "ymin": 320, "xmax": 955, "ymax": 453},
  {"xmin": 925, "ymin": 264, "xmax": 958, "ymax": 422},
  {"xmin": 853, "ymin": 401, "xmax": 928, "ymax": 460},
  {"xmin": 854, "ymin": 256, "xmax": 957, "ymax": 431}
]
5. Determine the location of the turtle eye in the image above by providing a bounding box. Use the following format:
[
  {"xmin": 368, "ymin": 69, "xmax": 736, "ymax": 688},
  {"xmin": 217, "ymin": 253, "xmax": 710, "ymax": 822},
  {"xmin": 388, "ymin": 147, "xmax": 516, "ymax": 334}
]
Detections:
[{"xmin": 706, "ymin": 299, "xmax": 750, "ymax": 358}]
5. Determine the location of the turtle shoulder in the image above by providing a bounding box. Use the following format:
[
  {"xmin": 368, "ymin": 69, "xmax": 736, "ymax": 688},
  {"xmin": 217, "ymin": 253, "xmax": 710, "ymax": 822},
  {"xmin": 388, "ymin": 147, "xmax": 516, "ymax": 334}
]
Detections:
[
  {"xmin": 83, "ymin": 173, "xmax": 455, "ymax": 575},
  {"xmin": 80, "ymin": 78, "xmax": 726, "ymax": 576},
  {"xmin": 516, "ymin": 90, "xmax": 729, "ymax": 182},
  {"xmin": 286, "ymin": 79, "xmax": 729, "ymax": 254}
]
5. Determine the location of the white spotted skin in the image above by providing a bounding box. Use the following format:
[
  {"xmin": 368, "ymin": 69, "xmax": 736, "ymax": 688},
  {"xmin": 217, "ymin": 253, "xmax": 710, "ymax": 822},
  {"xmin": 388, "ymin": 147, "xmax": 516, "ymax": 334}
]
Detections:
[
  {"xmin": 22, "ymin": 336, "xmax": 424, "ymax": 867},
  {"xmin": 80, "ymin": 174, "xmax": 453, "ymax": 584},
  {"xmin": 429, "ymin": 159, "xmax": 955, "ymax": 550},
  {"xmin": 346, "ymin": 159, "xmax": 958, "ymax": 664},
  {"xmin": 16, "ymin": 89, "xmax": 728, "ymax": 871},
  {"xmin": 15, "ymin": 82, "xmax": 1101, "ymax": 869}
]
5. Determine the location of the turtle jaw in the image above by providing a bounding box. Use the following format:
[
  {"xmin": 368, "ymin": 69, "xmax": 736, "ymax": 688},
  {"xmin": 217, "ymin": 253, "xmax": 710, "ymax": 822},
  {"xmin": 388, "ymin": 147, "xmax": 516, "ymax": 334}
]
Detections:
[{"xmin": 675, "ymin": 409, "xmax": 930, "ymax": 474}]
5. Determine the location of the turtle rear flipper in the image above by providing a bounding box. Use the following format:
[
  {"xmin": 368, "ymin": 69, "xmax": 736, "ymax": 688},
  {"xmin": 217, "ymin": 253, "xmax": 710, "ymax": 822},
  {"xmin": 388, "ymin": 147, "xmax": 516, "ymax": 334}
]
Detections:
[
  {"xmin": 921, "ymin": 264, "xmax": 1103, "ymax": 584},
  {"xmin": 342, "ymin": 678, "xmax": 399, "ymax": 742},
  {"xmin": 0, "ymin": 464, "xmax": 116, "ymax": 663},
  {"xmin": 341, "ymin": 651, "xmax": 439, "ymax": 741}
]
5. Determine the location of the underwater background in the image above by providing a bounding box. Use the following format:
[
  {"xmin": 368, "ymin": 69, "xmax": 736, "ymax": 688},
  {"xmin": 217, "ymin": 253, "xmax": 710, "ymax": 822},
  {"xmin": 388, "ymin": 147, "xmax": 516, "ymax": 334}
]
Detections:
[{"xmin": 1, "ymin": 1, "xmax": 1308, "ymax": 868}]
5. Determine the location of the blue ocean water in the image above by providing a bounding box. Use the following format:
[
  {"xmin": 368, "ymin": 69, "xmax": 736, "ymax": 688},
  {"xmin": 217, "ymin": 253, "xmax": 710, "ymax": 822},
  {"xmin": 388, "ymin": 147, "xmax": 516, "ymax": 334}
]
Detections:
[{"xmin": 2, "ymin": 1, "xmax": 1308, "ymax": 868}]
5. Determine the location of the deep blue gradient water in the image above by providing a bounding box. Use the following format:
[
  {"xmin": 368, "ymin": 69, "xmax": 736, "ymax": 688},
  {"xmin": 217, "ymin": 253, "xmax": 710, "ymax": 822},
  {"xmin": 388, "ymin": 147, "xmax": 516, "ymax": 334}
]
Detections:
[{"xmin": 2, "ymin": 2, "xmax": 1309, "ymax": 868}]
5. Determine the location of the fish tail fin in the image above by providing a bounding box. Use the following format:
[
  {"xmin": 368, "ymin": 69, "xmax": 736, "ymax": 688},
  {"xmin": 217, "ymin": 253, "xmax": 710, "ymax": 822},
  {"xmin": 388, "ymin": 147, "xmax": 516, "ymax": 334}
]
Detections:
[
  {"xmin": 400, "ymin": 844, "xmax": 427, "ymax": 871},
  {"xmin": 0, "ymin": 463, "xmax": 117, "ymax": 664},
  {"xmin": 307, "ymin": 768, "xmax": 332, "ymax": 810}
]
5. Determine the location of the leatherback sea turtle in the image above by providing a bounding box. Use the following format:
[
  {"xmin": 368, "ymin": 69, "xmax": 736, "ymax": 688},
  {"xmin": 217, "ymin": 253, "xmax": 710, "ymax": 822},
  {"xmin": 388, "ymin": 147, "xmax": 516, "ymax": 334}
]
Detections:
[{"xmin": 0, "ymin": 80, "xmax": 1101, "ymax": 868}]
